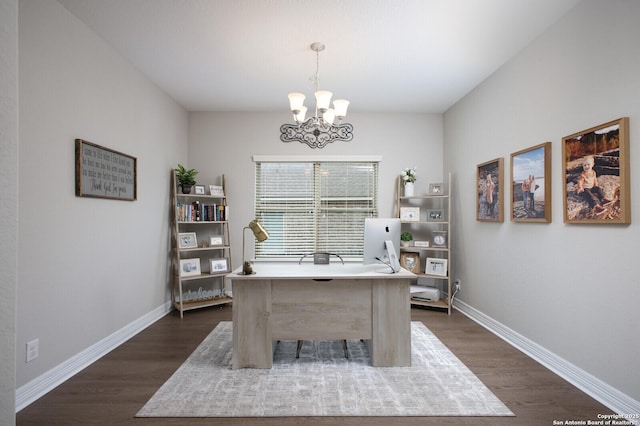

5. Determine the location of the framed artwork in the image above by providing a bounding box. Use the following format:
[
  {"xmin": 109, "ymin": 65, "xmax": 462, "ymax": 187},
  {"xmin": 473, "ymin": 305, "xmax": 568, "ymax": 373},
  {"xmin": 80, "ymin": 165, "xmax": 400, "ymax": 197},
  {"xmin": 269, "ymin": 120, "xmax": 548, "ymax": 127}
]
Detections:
[
  {"xmin": 209, "ymin": 185, "xmax": 225, "ymax": 196},
  {"xmin": 194, "ymin": 185, "xmax": 205, "ymax": 195},
  {"xmin": 428, "ymin": 183, "xmax": 444, "ymax": 195},
  {"xmin": 210, "ymin": 235, "xmax": 224, "ymax": 246},
  {"xmin": 400, "ymin": 252, "xmax": 420, "ymax": 273},
  {"xmin": 75, "ymin": 139, "xmax": 137, "ymax": 201},
  {"xmin": 178, "ymin": 232, "xmax": 198, "ymax": 249},
  {"xmin": 425, "ymin": 257, "xmax": 448, "ymax": 277},
  {"xmin": 179, "ymin": 258, "xmax": 201, "ymax": 277},
  {"xmin": 426, "ymin": 209, "xmax": 444, "ymax": 222},
  {"xmin": 476, "ymin": 158, "xmax": 504, "ymax": 222},
  {"xmin": 510, "ymin": 142, "xmax": 552, "ymax": 223},
  {"xmin": 562, "ymin": 117, "xmax": 630, "ymax": 224},
  {"xmin": 209, "ymin": 258, "xmax": 230, "ymax": 274},
  {"xmin": 400, "ymin": 207, "xmax": 420, "ymax": 222}
]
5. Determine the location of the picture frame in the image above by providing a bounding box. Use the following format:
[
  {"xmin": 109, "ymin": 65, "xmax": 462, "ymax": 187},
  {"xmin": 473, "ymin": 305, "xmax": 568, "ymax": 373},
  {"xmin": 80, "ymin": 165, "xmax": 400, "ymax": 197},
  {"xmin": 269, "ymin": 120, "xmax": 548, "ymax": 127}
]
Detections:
[
  {"xmin": 428, "ymin": 183, "xmax": 444, "ymax": 195},
  {"xmin": 431, "ymin": 231, "xmax": 447, "ymax": 247},
  {"xmin": 209, "ymin": 185, "xmax": 225, "ymax": 197},
  {"xmin": 75, "ymin": 139, "xmax": 137, "ymax": 201},
  {"xmin": 209, "ymin": 235, "xmax": 224, "ymax": 246},
  {"xmin": 179, "ymin": 258, "xmax": 201, "ymax": 277},
  {"xmin": 425, "ymin": 257, "xmax": 448, "ymax": 277},
  {"xmin": 562, "ymin": 117, "xmax": 630, "ymax": 224},
  {"xmin": 209, "ymin": 257, "xmax": 230, "ymax": 274},
  {"xmin": 476, "ymin": 158, "xmax": 504, "ymax": 222},
  {"xmin": 400, "ymin": 252, "xmax": 420, "ymax": 273},
  {"xmin": 194, "ymin": 185, "xmax": 205, "ymax": 195},
  {"xmin": 426, "ymin": 209, "xmax": 444, "ymax": 222},
  {"xmin": 400, "ymin": 206, "xmax": 420, "ymax": 222},
  {"xmin": 414, "ymin": 240, "xmax": 430, "ymax": 248},
  {"xmin": 178, "ymin": 232, "xmax": 198, "ymax": 249},
  {"xmin": 510, "ymin": 142, "xmax": 552, "ymax": 223}
]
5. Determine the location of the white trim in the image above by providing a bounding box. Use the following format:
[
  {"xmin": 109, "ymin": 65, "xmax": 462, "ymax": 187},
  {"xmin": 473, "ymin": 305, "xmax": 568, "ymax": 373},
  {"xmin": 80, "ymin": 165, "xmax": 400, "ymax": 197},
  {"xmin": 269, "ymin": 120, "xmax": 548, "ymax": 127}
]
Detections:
[
  {"xmin": 453, "ymin": 299, "xmax": 640, "ymax": 422},
  {"xmin": 16, "ymin": 301, "xmax": 173, "ymax": 412},
  {"xmin": 252, "ymin": 155, "xmax": 382, "ymax": 163}
]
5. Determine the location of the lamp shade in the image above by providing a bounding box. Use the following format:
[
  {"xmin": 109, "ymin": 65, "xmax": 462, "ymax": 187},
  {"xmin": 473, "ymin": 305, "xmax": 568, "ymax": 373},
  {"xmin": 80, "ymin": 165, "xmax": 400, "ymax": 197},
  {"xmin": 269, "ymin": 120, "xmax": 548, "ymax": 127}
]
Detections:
[
  {"xmin": 314, "ymin": 90, "xmax": 332, "ymax": 111},
  {"xmin": 323, "ymin": 108, "xmax": 336, "ymax": 125},
  {"xmin": 288, "ymin": 92, "xmax": 305, "ymax": 113},
  {"xmin": 333, "ymin": 99, "xmax": 349, "ymax": 118},
  {"xmin": 248, "ymin": 220, "xmax": 269, "ymax": 242},
  {"xmin": 293, "ymin": 105, "xmax": 307, "ymax": 123}
]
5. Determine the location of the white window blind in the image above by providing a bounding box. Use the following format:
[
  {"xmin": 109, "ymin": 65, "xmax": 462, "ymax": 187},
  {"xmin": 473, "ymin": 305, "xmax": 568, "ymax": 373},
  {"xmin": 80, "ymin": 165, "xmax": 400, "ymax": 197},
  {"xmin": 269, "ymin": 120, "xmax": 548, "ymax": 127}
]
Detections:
[{"xmin": 254, "ymin": 159, "xmax": 378, "ymax": 259}]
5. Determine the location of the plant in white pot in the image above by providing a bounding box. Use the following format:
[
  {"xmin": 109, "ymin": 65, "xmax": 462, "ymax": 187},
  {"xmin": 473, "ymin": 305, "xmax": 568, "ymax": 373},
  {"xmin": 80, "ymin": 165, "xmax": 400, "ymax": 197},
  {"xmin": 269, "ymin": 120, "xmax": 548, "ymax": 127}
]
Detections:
[
  {"xmin": 401, "ymin": 167, "xmax": 417, "ymax": 196},
  {"xmin": 400, "ymin": 231, "xmax": 413, "ymax": 247}
]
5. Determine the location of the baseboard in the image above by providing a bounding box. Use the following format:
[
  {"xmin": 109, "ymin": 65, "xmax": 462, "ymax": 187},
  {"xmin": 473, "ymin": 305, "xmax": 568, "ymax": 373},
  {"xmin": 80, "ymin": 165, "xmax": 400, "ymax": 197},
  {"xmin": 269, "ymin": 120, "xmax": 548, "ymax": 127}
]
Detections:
[
  {"xmin": 16, "ymin": 300, "xmax": 173, "ymax": 412},
  {"xmin": 453, "ymin": 299, "xmax": 640, "ymax": 421}
]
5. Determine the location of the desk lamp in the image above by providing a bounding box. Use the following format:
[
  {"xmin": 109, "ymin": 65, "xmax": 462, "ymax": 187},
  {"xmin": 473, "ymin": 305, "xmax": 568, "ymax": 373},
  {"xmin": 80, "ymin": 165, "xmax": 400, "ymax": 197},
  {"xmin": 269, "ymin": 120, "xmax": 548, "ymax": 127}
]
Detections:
[{"xmin": 241, "ymin": 220, "xmax": 269, "ymax": 275}]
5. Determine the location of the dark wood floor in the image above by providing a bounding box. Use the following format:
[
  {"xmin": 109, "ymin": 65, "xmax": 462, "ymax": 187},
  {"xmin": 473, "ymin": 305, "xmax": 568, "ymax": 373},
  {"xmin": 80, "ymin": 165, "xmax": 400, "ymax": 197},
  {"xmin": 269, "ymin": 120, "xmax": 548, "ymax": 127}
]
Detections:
[{"xmin": 17, "ymin": 305, "xmax": 612, "ymax": 425}]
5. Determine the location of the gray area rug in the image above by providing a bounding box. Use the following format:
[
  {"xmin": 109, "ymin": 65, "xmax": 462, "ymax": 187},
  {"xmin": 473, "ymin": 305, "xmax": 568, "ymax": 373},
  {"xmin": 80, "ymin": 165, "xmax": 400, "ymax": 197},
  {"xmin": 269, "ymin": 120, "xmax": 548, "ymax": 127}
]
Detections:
[{"xmin": 136, "ymin": 321, "xmax": 514, "ymax": 417}]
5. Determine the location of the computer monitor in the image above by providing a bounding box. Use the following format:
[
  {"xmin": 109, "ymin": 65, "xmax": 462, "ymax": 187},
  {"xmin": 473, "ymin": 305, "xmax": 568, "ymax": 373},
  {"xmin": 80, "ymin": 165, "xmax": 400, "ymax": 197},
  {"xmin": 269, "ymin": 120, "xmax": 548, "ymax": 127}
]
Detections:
[{"xmin": 363, "ymin": 218, "xmax": 401, "ymax": 273}]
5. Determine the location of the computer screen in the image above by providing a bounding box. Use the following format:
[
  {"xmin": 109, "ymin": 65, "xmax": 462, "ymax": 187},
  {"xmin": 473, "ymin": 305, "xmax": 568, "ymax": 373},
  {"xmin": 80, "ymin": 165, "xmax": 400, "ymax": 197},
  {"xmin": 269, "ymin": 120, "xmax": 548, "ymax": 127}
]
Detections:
[{"xmin": 362, "ymin": 218, "xmax": 401, "ymax": 271}]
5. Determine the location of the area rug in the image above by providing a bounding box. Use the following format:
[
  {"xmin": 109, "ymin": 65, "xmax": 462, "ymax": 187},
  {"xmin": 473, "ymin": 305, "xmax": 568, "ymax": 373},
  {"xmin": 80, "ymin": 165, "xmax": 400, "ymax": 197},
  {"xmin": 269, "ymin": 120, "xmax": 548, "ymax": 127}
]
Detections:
[{"xmin": 136, "ymin": 321, "xmax": 514, "ymax": 417}]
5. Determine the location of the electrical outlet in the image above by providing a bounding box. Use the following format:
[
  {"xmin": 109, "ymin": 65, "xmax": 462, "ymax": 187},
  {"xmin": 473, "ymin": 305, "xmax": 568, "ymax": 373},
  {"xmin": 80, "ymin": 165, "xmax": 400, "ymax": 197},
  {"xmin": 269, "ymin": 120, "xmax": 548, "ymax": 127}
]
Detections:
[
  {"xmin": 26, "ymin": 339, "xmax": 39, "ymax": 363},
  {"xmin": 454, "ymin": 278, "xmax": 462, "ymax": 291}
]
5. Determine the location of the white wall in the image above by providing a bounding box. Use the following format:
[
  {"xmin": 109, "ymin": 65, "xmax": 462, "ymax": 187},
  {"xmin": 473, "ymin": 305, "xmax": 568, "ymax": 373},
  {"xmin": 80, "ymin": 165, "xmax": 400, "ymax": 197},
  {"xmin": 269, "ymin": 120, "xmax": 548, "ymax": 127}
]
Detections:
[
  {"xmin": 17, "ymin": 0, "xmax": 188, "ymax": 388},
  {"xmin": 444, "ymin": 0, "xmax": 640, "ymax": 403},
  {"xmin": 188, "ymin": 111, "xmax": 443, "ymax": 268},
  {"xmin": 1, "ymin": 0, "xmax": 18, "ymax": 423}
]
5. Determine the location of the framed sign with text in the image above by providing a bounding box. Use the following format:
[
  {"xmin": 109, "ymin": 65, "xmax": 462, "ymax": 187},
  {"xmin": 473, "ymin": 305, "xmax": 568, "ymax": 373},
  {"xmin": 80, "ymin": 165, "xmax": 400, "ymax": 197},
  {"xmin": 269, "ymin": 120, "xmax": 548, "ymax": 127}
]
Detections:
[{"xmin": 75, "ymin": 139, "xmax": 137, "ymax": 201}]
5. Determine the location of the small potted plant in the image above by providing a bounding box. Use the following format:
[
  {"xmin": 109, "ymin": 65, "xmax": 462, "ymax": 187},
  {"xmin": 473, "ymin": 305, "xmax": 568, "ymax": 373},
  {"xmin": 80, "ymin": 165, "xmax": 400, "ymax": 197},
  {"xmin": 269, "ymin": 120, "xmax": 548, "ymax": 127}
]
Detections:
[
  {"xmin": 175, "ymin": 164, "xmax": 198, "ymax": 194},
  {"xmin": 400, "ymin": 231, "xmax": 413, "ymax": 247}
]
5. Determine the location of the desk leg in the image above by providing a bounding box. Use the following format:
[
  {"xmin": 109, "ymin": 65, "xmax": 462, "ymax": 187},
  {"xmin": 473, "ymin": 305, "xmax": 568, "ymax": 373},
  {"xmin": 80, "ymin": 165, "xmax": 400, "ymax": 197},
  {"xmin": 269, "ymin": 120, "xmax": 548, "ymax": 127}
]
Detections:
[
  {"xmin": 371, "ymin": 278, "xmax": 411, "ymax": 367},
  {"xmin": 232, "ymin": 279, "xmax": 272, "ymax": 368}
]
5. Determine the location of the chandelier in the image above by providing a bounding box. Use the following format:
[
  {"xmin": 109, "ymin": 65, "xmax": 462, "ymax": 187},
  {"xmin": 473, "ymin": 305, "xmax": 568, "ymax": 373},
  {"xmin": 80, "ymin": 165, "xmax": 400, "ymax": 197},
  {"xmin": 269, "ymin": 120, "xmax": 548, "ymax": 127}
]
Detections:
[{"xmin": 280, "ymin": 42, "xmax": 353, "ymax": 149}]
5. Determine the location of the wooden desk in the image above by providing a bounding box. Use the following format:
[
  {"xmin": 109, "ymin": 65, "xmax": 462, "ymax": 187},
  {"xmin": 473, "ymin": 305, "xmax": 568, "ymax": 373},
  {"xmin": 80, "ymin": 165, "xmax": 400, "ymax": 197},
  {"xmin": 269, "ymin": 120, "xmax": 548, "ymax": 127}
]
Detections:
[{"xmin": 228, "ymin": 263, "xmax": 414, "ymax": 369}]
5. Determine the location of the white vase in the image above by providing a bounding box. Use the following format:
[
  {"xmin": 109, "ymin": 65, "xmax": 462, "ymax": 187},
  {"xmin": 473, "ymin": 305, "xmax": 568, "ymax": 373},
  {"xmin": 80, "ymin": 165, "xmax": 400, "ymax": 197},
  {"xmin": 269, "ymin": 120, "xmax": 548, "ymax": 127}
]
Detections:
[{"xmin": 404, "ymin": 182, "xmax": 414, "ymax": 197}]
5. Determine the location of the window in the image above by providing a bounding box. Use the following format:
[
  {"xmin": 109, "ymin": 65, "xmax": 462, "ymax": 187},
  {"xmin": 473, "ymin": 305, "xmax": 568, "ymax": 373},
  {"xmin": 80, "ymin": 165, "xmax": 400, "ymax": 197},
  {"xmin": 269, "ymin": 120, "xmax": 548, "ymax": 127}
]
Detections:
[{"xmin": 253, "ymin": 156, "xmax": 379, "ymax": 260}]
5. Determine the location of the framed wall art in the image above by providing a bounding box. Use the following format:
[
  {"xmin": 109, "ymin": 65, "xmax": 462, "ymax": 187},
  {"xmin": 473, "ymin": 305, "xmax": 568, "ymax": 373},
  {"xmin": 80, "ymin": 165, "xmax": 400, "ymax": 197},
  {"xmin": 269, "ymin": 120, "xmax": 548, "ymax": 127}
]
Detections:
[
  {"xmin": 75, "ymin": 139, "xmax": 137, "ymax": 201},
  {"xmin": 400, "ymin": 252, "xmax": 420, "ymax": 273},
  {"xmin": 476, "ymin": 158, "xmax": 504, "ymax": 222},
  {"xmin": 562, "ymin": 117, "xmax": 630, "ymax": 224},
  {"xmin": 510, "ymin": 142, "xmax": 551, "ymax": 223}
]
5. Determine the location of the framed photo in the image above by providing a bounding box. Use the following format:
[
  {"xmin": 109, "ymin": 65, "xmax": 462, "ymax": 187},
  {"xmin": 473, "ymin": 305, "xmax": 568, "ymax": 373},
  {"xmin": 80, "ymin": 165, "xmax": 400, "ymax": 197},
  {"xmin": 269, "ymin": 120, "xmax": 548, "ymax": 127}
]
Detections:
[
  {"xmin": 194, "ymin": 185, "xmax": 205, "ymax": 195},
  {"xmin": 427, "ymin": 209, "xmax": 444, "ymax": 222},
  {"xmin": 476, "ymin": 158, "xmax": 504, "ymax": 222},
  {"xmin": 400, "ymin": 207, "xmax": 420, "ymax": 222},
  {"xmin": 209, "ymin": 185, "xmax": 225, "ymax": 196},
  {"xmin": 179, "ymin": 258, "xmax": 201, "ymax": 277},
  {"xmin": 428, "ymin": 183, "xmax": 444, "ymax": 195},
  {"xmin": 209, "ymin": 257, "xmax": 230, "ymax": 274},
  {"xmin": 425, "ymin": 257, "xmax": 448, "ymax": 277},
  {"xmin": 431, "ymin": 231, "xmax": 447, "ymax": 247},
  {"xmin": 178, "ymin": 232, "xmax": 198, "ymax": 249},
  {"xmin": 400, "ymin": 252, "xmax": 420, "ymax": 273},
  {"xmin": 210, "ymin": 235, "xmax": 224, "ymax": 246},
  {"xmin": 562, "ymin": 117, "xmax": 630, "ymax": 224},
  {"xmin": 414, "ymin": 240, "xmax": 430, "ymax": 248},
  {"xmin": 510, "ymin": 142, "xmax": 551, "ymax": 223}
]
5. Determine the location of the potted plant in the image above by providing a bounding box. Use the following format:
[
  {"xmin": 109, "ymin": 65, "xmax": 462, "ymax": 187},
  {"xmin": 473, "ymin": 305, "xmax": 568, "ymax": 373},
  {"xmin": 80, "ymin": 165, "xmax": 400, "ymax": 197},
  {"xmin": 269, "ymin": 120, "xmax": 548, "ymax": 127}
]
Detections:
[
  {"xmin": 175, "ymin": 164, "xmax": 198, "ymax": 194},
  {"xmin": 400, "ymin": 231, "xmax": 413, "ymax": 247},
  {"xmin": 401, "ymin": 167, "xmax": 417, "ymax": 196}
]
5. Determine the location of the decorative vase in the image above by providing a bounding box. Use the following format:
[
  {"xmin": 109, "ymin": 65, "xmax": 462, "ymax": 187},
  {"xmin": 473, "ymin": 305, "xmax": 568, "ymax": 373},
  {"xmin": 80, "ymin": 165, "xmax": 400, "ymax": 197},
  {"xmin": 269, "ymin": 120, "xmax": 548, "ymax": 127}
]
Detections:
[{"xmin": 404, "ymin": 182, "xmax": 414, "ymax": 197}]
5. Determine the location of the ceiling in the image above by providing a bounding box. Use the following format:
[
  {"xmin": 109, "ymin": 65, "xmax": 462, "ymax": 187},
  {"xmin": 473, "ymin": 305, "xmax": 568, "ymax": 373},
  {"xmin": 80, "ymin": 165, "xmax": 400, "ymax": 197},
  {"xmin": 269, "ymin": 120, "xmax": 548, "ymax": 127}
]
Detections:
[{"xmin": 57, "ymin": 0, "xmax": 581, "ymax": 113}]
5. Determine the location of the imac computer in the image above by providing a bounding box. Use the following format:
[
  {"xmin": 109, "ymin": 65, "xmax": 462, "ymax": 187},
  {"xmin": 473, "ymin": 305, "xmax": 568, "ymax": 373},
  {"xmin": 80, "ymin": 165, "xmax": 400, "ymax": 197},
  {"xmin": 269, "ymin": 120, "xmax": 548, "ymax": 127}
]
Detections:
[{"xmin": 363, "ymin": 218, "xmax": 401, "ymax": 273}]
